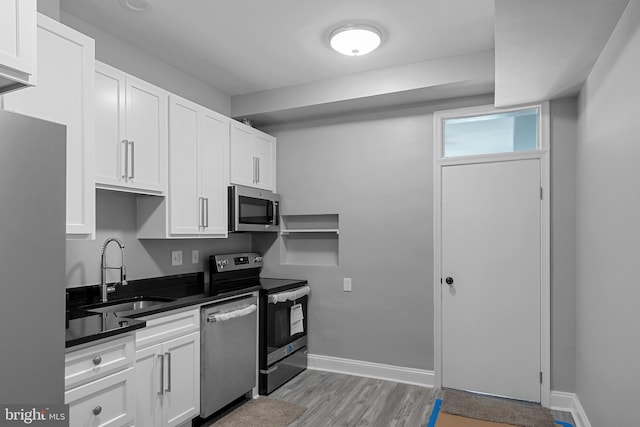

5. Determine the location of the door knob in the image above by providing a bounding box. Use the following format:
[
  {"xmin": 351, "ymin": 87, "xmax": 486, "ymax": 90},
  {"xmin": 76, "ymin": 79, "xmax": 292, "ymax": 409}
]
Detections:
[{"xmin": 445, "ymin": 277, "xmax": 454, "ymax": 285}]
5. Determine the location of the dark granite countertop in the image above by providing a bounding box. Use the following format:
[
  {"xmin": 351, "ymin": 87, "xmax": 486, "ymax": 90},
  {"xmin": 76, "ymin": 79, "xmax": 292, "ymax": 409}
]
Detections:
[
  {"xmin": 66, "ymin": 312, "xmax": 146, "ymax": 348},
  {"xmin": 66, "ymin": 273, "xmax": 260, "ymax": 348}
]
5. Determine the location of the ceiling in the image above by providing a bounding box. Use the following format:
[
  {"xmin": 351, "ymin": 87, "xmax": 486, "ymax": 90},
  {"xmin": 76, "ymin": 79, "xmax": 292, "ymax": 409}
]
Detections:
[
  {"xmin": 59, "ymin": 0, "xmax": 630, "ymax": 124},
  {"xmin": 59, "ymin": 0, "xmax": 495, "ymax": 97}
]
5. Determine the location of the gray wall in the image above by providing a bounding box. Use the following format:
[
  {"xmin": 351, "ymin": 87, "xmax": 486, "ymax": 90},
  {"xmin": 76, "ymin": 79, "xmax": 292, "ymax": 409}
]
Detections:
[
  {"xmin": 37, "ymin": 0, "xmax": 60, "ymax": 20},
  {"xmin": 550, "ymin": 98, "xmax": 577, "ymax": 393},
  {"xmin": 575, "ymin": 0, "xmax": 640, "ymax": 425},
  {"xmin": 66, "ymin": 191, "xmax": 251, "ymax": 288},
  {"xmin": 256, "ymin": 95, "xmax": 578, "ymax": 386},
  {"xmin": 59, "ymin": 11, "xmax": 231, "ymax": 115}
]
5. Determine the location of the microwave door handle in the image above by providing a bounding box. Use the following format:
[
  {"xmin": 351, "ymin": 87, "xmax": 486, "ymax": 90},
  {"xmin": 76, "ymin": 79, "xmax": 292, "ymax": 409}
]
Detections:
[
  {"xmin": 270, "ymin": 201, "xmax": 277, "ymax": 225},
  {"xmin": 273, "ymin": 201, "xmax": 279, "ymax": 225}
]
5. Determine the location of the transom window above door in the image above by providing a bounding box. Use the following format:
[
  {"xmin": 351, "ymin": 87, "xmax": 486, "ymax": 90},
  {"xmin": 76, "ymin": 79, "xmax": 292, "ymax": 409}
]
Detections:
[{"xmin": 443, "ymin": 107, "xmax": 539, "ymax": 157}]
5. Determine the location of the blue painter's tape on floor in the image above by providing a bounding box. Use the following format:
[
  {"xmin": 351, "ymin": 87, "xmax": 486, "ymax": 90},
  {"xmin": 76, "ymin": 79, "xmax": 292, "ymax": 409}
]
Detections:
[
  {"xmin": 426, "ymin": 398, "xmax": 443, "ymax": 427},
  {"xmin": 555, "ymin": 421, "xmax": 573, "ymax": 427}
]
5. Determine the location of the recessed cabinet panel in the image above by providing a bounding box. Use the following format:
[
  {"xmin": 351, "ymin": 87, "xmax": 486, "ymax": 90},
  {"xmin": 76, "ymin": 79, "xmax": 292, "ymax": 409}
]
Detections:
[
  {"xmin": 3, "ymin": 14, "xmax": 95, "ymax": 238},
  {"xmin": 169, "ymin": 98, "xmax": 200, "ymax": 236},
  {"xmin": 254, "ymin": 131, "xmax": 275, "ymax": 190},
  {"xmin": 125, "ymin": 78, "xmax": 165, "ymax": 191},
  {"xmin": 229, "ymin": 122, "xmax": 254, "ymax": 187},
  {"xmin": 199, "ymin": 110, "xmax": 229, "ymax": 236},
  {"xmin": 135, "ymin": 311, "xmax": 200, "ymax": 427},
  {"xmin": 229, "ymin": 120, "xmax": 276, "ymax": 191},
  {"xmin": 138, "ymin": 95, "xmax": 229, "ymax": 239},
  {"xmin": 65, "ymin": 367, "xmax": 135, "ymax": 427},
  {"xmin": 95, "ymin": 65, "xmax": 126, "ymax": 185},
  {"xmin": 95, "ymin": 61, "xmax": 167, "ymax": 195},
  {"xmin": 0, "ymin": 0, "xmax": 36, "ymax": 91}
]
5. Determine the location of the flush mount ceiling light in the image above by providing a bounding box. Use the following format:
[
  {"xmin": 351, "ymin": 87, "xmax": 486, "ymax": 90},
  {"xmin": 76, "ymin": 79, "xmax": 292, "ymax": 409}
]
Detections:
[
  {"xmin": 119, "ymin": 0, "xmax": 152, "ymax": 12},
  {"xmin": 329, "ymin": 24, "xmax": 382, "ymax": 56}
]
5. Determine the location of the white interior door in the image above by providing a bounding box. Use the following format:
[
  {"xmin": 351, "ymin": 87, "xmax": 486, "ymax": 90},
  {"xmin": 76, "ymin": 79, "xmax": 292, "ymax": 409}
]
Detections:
[{"xmin": 441, "ymin": 158, "xmax": 541, "ymax": 402}]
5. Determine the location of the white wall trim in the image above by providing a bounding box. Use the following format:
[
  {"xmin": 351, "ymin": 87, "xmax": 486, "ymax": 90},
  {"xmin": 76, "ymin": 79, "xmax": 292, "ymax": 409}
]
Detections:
[
  {"xmin": 432, "ymin": 102, "xmax": 551, "ymax": 406},
  {"xmin": 550, "ymin": 391, "xmax": 592, "ymax": 427},
  {"xmin": 307, "ymin": 353, "xmax": 434, "ymax": 388}
]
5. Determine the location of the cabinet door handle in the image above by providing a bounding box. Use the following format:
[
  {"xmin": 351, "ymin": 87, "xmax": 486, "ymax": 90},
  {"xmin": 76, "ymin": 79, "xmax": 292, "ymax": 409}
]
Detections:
[
  {"xmin": 129, "ymin": 140, "xmax": 135, "ymax": 179},
  {"xmin": 257, "ymin": 157, "xmax": 260, "ymax": 183},
  {"xmin": 165, "ymin": 352, "xmax": 171, "ymax": 392},
  {"xmin": 252, "ymin": 157, "xmax": 256, "ymax": 183},
  {"xmin": 205, "ymin": 198, "xmax": 209, "ymax": 228},
  {"xmin": 158, "ymin": 354, "xmax": 164, "ymax": 395},
  {"xmin": 92, "ymin": 406, "xmax": 102, "ymax": 416},
  {"xmin": 122, "ymin": 139, "xmax": 129, "ymax": 180},
  {"xmin": 92, "ymin": 356, "xmax": 102, "ymax": 366}
]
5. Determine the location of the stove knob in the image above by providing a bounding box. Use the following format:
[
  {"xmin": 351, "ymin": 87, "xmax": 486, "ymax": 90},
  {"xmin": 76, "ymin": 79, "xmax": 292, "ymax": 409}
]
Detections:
[{"xmin": 254, "ymin": 256, "xmax": 262, "ymax": 263}]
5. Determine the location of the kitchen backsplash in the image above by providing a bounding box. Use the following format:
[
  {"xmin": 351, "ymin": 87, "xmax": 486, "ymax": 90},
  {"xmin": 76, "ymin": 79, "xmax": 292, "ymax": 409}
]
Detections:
[{"xmin": 65, "ymin": 190, "xmax": 251, "ymax": 288}]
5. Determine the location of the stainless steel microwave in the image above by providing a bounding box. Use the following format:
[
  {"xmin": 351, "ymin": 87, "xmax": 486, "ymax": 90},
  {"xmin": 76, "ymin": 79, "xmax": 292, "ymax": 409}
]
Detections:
[{"xmin": 228, "ymin": 185, "xmax": 280, "ymax": 232}]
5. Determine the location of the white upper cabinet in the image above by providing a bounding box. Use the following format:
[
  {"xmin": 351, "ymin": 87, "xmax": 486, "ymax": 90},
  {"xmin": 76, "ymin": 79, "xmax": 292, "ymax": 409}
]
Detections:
[
  {"xmin": 229, "ymin": 120, "xmax": 276, "ymax": 191},
  {"xmin": 3, "ymin": 14, "xmax": 95, "ymax": 239},
  {"xmin": 95, "ymin": 61, "xmax": 167, "ymax": 195},
  {"xmin": 137, "ymin": 94, "xmax": 228, "ymax": 238},
  {"xmin": 0, "ymin": 0, "xmax": 37, "ymax": 92}
]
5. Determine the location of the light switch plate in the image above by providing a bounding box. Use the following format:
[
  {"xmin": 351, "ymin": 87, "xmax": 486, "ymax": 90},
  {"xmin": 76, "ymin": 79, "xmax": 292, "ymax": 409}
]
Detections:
[
  {"xmin": 343, "ymin": 278, "xmax": 352, "ymax": 292},
  {"xmin": 171, "ymin": 250, "xmax": 182, "ymax": 266},
  {"xmin": 192, "ymin": 250, "xmax": 199, "ymax": 264}
]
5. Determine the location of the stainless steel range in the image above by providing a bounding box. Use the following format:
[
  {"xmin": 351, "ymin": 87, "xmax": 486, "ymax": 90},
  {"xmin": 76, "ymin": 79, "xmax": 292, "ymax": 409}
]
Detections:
[{"xmin": 209, "ymin": 253, "xmax": 309, "ymax": 395}]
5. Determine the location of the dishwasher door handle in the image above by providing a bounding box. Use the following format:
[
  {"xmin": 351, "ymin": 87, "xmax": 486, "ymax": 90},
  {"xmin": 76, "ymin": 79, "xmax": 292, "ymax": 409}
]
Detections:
[{"xmin": 206, "ymin": 304, "xmax": 257, "ymax": 323}]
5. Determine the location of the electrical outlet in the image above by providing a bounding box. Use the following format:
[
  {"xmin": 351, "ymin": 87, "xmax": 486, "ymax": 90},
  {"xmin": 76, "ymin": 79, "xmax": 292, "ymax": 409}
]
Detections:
[
  {"xmin": 343, "ymin": 278, "xmax": 352, "ymax": 292},
  {"xmin": 192, "ymin": 250, "xmax": 199, "ymax": 264},
  {"xmin": 171, "ymin": 250, "xmax": 182, "ymax": 266}
]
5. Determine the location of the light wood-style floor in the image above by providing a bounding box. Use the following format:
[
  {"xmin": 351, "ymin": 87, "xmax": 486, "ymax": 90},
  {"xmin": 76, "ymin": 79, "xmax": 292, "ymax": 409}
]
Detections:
[
  {"xmin": 270, "ymin": 370, "xmax": 577, "ymax": 427},
  {"xmin": 271, "ymin": 369, "xmax": 433, "ymax": 426}
]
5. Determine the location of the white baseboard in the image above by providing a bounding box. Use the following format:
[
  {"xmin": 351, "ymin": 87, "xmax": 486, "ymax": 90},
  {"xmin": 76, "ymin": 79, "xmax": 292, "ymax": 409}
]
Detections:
[
  {"xmin": 550, "ymin": 391, "xmax": 592, "ymax": 427},
  {"xmin": 307, "ymin": 353, "xmax": 434, "ymax": 388}
]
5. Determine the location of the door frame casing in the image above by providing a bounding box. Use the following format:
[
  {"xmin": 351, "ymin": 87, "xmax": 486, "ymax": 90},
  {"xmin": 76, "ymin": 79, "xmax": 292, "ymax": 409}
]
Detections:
[{"xmin": 432, "ymin": 102, "xmax": 551, "ymax": 406}]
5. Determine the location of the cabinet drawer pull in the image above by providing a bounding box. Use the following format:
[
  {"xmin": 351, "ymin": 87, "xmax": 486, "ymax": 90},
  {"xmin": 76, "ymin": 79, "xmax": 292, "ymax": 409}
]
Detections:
[
  {"xmin": 92, "ymin": 406, "xmax": 102, "ymax": 416},
  {"xmin": 129, "ymin": 140, "xmax": 135, "ymax": 179},
  {"xmin": 92, "ymin": 356, "xmax": 102, "ymax": 366},
  {"xmin": 204, "ymin": 198, "xmax": 209, "ymax": 228},
  {"xmin": 158, "ymin": 354, "xmax": 164, "ymax": 395},
  {"xmin": 165, "ymin": 352, "xmax": 171, "ymax": 392},
  {"xmin": 122, "ymin": 139, "xmax": 128, "ymax": 180}
]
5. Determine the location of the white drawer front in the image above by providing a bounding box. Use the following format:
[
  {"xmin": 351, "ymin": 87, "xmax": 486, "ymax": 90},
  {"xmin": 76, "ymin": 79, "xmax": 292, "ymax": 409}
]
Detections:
[
  {"xmin": 135, "ymin": 308, "xmax": 199, "ymax": 349},
  {"xmin": 65, "ymin": 367, "xmax": 135, "ymax": 427},
  {"xmin": 65, "ymin": 335, "xmax": 135, "ymax": 390}
]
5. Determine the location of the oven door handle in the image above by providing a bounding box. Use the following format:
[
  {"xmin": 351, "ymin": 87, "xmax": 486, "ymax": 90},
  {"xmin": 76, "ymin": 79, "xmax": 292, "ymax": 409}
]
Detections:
[
  {"xmin": 268, "ymin": 286, "xmax": 311, "ymax": 304},
  {"xmin": 206, "ymin": 304, "xmax": 257, "ymax": 323}
]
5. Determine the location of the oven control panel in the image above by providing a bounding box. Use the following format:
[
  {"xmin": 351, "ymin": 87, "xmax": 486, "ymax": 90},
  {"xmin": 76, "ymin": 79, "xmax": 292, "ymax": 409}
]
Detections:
[{"xmin": 212, "ymin": 253, "xmax": 263, "ymax": 272}]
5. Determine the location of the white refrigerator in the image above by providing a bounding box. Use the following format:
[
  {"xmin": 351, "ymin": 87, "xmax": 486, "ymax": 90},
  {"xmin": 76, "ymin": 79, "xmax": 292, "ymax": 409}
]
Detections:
[{"xmin": 0, "ymin": 109, "xmax": 66, "ymax": 404}]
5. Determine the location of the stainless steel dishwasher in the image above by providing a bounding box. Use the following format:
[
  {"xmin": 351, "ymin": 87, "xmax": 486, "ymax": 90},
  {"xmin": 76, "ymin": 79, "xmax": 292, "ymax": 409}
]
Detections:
[{"xmin": 200, "ymin": 294, "xmax": 258, "ymax": 418}]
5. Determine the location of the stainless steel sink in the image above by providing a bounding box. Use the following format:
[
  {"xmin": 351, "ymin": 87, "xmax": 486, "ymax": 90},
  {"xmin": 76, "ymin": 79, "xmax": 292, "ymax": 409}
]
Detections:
[{"xmin": 86, "ymin": 296, "xmax": 175, "ymax": 315}]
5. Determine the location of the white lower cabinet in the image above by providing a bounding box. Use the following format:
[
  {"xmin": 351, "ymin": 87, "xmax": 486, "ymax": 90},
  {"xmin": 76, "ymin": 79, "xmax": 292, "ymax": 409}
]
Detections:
[
  {"xmin": 65, "ymin": 367, "xmax": 135, "ymax": 427},
  {"xmin": 65, "ymin": 335, "xmax": 136, "ymax": 427},
  {"xmin": 135, "ymin": 309, "xmax": 200, "ymax": 427}
]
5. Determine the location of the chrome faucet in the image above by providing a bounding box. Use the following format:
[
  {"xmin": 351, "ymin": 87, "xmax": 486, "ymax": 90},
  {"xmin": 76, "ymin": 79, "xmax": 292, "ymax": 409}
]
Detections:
[{"xmin": 101, "ymin": 237, "xmax": 127, "ymax": 302}]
